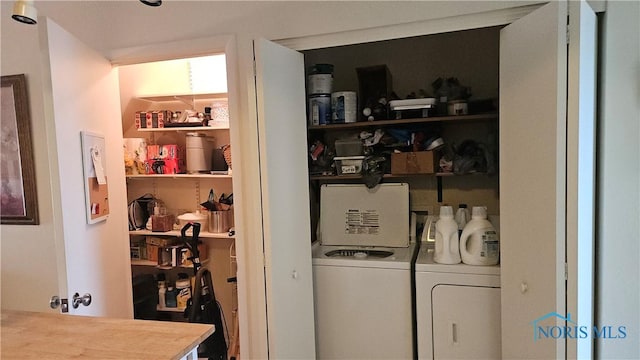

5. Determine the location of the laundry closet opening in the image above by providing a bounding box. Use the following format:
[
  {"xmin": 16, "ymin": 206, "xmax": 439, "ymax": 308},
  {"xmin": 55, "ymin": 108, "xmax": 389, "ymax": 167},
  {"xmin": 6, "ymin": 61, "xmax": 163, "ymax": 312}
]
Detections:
[
  {"xmin": 303, "ymin": 25, "xmax": 504, "ymax": 359},
  {"xmin": 302, "ymin": 26, "xmax": 502, "ymax": 241}
]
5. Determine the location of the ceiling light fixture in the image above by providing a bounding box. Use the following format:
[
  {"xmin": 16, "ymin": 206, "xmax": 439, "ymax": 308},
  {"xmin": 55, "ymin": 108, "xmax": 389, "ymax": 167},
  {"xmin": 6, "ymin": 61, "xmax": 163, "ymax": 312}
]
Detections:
[
  {"xmin": 12, "ymin": 0, "xmax": 37, "ymax": 25},
  {"xmin": 139, "ymin": 0, "xmax": 162, "ymax": 7}
]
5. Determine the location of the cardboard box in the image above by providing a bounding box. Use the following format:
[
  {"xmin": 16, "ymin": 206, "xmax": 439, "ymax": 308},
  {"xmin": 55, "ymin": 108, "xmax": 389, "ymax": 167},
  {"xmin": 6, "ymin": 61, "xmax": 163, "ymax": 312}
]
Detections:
[
  {"xmin": 151, "ymin": 214, "xmax": 175, "ymax": 232},
  {"xmin": 134, "ymin": 111, "xmax": 172, "ymax": 129},
  {"xmin": 146, "ymin": 243, "xmax": 159, "ymax": 262},
  {"xmin": 146, "ymin": 236, "xmax": 178, "ymax": 247},
  {"xmin": 145, "ymin": 144, "xmax": 184, "ymax": 174},
  {"xmin": 180, "ymin": 243, "xmax": 209, "ymax": 267},
  {"xmin": 391, "ymin": 151, "xmax": 437, "ymax": 174},
  {"xmin": 356, "ymin": 65, "xmax": 392, "ymax": 120}
]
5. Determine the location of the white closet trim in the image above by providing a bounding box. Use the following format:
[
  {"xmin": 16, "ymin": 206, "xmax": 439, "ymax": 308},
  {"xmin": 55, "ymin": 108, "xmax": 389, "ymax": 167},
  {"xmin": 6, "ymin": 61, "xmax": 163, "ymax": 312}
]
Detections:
[{"xmin": 275, "ymin": 4, "xmax": 542, "ymax": 51}]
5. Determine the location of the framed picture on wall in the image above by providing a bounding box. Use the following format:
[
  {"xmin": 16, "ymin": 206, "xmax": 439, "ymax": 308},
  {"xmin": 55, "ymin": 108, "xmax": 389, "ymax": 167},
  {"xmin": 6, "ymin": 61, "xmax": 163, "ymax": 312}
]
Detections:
[{"xmin": 1, "ymin": 74, "xmax": 39, "ymax": 225}]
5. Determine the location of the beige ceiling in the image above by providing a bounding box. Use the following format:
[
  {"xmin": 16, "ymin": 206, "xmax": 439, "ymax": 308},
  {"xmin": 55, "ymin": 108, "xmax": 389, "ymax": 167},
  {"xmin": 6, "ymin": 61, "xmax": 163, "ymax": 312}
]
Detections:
[{"xmin": 3, "ymin": 1, "xmax": 540, "ymax": 59}]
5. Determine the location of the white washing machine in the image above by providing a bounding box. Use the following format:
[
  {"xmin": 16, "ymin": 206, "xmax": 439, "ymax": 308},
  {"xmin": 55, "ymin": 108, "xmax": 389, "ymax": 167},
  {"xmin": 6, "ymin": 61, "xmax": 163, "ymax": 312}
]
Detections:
[
  {"xmin": 312, "ymin": 183, "xmax": 417, "ymax": 359},
  {"xmin": 415, "ymin": 244, "xmax": 501, "ymax": 359}
]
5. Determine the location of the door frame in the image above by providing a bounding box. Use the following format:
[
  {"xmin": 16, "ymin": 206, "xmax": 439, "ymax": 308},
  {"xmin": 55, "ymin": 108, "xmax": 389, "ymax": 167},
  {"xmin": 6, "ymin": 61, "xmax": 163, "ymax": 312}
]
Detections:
[
  {"xmin": 268, "ymin": 2, "xmax": 593, "ymax": 359},
  {"xmin": 105, "ymin": 2, "xmax": 602, "ymax": 358},
  {"xmin": 109, "ymin": 34, "xmax": 271, "ymax": 359}
]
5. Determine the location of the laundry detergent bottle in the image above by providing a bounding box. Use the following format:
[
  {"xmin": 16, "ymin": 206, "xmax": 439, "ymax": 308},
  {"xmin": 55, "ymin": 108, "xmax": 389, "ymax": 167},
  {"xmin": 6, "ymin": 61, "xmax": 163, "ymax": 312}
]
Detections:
[
  {"xmin": 434, "ymin": 206, "xmax": 461, "ymax": 264},
  {"xmin": 459, "ymin": 206, "xmax": 500, "ymax": 265}
]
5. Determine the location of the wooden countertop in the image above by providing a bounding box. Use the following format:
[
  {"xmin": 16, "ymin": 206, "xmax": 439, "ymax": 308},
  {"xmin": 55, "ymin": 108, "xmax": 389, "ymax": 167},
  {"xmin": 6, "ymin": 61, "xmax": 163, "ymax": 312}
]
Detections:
[{"xmin": 1, "ymin": 310, "xmax": 214, "ymax": 359}]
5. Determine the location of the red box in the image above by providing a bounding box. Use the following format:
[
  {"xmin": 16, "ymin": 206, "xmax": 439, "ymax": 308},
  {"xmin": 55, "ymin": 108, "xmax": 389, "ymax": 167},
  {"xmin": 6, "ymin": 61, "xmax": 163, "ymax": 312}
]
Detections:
[
  {"xmin": 145, "ymin": 158, "xmax": 184, "ymax": 174},
  {"xmin": 145, "ymin": 144, "xmax": 184, "ymax": 174},
  {"xmin": 160, "ymin": 144, "xmax": 181, "ymax": 159},
  {"xmin": 135, "ymin": 111, "xmax": 172, "ymax": 129},
  {"xmin": 147, "ymin": 144, "xmax": 160, "ymax": 160}
]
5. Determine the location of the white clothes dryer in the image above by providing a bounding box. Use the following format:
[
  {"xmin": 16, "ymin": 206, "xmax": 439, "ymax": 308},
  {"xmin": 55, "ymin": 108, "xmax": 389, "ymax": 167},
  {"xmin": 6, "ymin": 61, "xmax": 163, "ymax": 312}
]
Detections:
[
  {"xmin": 415, "ymin": 244, "xmax": 501, "ymax": 359},
  {"xmin": 312, "ymin": 183, "xmax": 417, "ymax": 359}
]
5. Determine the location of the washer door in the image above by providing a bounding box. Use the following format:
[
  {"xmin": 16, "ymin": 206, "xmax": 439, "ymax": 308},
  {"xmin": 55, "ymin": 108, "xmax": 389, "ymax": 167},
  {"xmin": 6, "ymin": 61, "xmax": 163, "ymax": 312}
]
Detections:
[{"xmin": 432, "ymin": 285, "xmax": 501, "ymax": 359}]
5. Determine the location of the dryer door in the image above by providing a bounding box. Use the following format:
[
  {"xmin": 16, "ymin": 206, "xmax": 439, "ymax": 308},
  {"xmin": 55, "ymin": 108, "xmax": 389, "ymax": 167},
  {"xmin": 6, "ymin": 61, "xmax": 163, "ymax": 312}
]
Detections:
[{"xmin": 432, "ymin": 285, "xmax": 501, "ymax": 359}]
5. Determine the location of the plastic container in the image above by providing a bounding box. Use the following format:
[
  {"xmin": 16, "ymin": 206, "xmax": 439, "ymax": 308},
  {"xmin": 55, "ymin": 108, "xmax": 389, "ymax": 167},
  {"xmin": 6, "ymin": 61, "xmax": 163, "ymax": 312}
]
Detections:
[
  {"xmin": 455, "ymin": 204, "xmax": 471, "ymax": 236},
  {"xmin": 459, "ymin": 206, "xmax": 500, "ymax": 265},
  {"xmin": 165, "ymin": 286, "xmax": 177, "ymax": 308},
  {"xmin": 307, "ymin": 64, "xmax": 334, "ymax": 95},
  {"xmin": 176, "ymin": 273, "xmax": 191, "ymax": 310},
  {"xmin": 335, "ymin": 139, "xmax": 363, "ymax": 157},
  {"xmin": 158, "ymin": 282, "xmax": 166, "ymax": 308},
  {"xmin": 434, "ymin": 206, "xmax": 461, "ymax": 264},
  {"xmin": 331, "ymin": 91, "xmax": 357, "ymax": 123},
  {"xmin": 334, "ymin": 156, "xmax": 365, "ymax": 175},
  {"xmin": 186, "ymin": 132, "xmax": 214, "ymax": 174},
  {"xmin": 177, "ymin": 211, "xmax": 208, "ymax": 229},
  {"xmin": 309, "ymin": 94, "xmax": 331, "ymax": 126}
]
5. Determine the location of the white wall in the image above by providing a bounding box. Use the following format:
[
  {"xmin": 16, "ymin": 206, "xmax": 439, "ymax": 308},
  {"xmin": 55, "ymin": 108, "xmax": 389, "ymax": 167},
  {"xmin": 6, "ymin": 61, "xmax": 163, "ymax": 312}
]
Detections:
[
  {"xmin": 0, "ymin": 7, "xmax": 59, "ymax": 312},
  {"xmin": 597, "ymin": 1, "xmax": 640, "ymax": 359}
]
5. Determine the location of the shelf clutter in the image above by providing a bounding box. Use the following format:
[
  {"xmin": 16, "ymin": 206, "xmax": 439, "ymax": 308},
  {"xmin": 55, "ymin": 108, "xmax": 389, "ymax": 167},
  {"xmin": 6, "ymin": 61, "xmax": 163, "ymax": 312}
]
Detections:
[{"xmin": 130, "ymin": 235, "xmax": 209, "ymax": 269}]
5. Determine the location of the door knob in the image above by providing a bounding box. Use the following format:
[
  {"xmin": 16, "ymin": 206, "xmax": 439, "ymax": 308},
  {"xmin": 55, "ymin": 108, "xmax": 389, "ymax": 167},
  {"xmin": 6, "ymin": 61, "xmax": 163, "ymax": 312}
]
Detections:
[
  {"xmin": 72, "ymin": 293, "xmax": 92, "ymax": 308},
  {"xmin": 50, "ymin": 295, "xmax": 61, "ymax": 309}
]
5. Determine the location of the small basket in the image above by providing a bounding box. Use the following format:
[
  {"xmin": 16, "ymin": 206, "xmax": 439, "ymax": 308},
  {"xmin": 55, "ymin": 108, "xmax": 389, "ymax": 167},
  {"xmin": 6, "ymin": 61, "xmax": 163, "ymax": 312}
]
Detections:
[{"xmin": 222, "ymin": 144, "xmax": 232, "ymax": 169}]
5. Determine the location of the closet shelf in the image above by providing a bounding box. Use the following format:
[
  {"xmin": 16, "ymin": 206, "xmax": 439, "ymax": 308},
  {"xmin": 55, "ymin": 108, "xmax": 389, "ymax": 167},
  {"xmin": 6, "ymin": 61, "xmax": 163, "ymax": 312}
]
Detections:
[
  {"xmin": 136, "ymin": 92, "xmax": 227, "ymax": 102},
  {"xmin": 309, "ymin": 172, "xmax": 492, "ymax": 181},
  {"xmin": 308, "ymin": 113, "xmax": 497, "ymax": 131},
  {"xmin": 136, "ymin": 124, "xmax": 229, "ymax": 132},
  {"xmin": 130, "ymin": 258, "xmax": 210, "ymax": 269},
  {"xmin": 129, "ymin": 229, "xmax": 234, "ymax": 239}
]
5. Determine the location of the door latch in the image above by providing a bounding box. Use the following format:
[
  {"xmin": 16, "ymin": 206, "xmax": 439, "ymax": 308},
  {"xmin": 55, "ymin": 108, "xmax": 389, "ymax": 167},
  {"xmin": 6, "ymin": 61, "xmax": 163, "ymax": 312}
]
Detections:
[{"xmin": 50, "ymin": 295, "xmax": 69, "ymax": 313}]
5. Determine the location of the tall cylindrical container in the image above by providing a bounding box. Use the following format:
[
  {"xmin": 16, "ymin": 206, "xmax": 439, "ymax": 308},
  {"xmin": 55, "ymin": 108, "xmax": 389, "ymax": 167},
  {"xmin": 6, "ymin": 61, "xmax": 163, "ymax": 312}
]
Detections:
[
  {"xmin": 307, "ymin": 64, "xmax": 334, "ymax": 126},
  {"xmin": 307, "ymin": 64, "xmax": 334, "ymax": 95},
  {"xmin": 158, "ymin": 282, "xmax": 166, "ymax": 308},
  {"xmin": 176, "ymin": 273, "xmax": 191, "ymax": 310},
  {"xmin": 459, "ymin": 206, "xmax": 500, "ymax": 265},
  {"xmin": 331, "ymin": 91, "xmax": 358, "ymax": 123},
  {"xmin": 308, "ymin": 94, "xmax": 331, "ymax": 126},
  {"xmin": 434, "ymin": 206, "xmax": 461, "ymax": 264},
  {"xmin": 186, "ymin": 132, "xmax": 214, "ymax": 173}
]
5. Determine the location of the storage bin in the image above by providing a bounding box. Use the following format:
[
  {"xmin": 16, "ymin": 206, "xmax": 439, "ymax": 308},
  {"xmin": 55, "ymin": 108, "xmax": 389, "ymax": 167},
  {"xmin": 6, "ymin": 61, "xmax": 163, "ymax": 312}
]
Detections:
[
  {"xmin": 334, "ymin": 156, "xmax": 365, "ymax": 175},
  {"xmin": 335, "ymin": 139, "xmax": 363, "ymax": 157}
]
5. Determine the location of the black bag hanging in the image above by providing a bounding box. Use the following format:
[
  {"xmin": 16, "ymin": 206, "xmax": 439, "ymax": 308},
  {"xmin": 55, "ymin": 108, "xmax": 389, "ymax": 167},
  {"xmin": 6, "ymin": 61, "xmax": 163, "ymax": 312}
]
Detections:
[
  {"xmin": 181, "ymin": 222, "xmax": 228, "ymax": 360},
  {"xmin": 190, "ymin": 267, "xmax": 228, "ymax": 360}
]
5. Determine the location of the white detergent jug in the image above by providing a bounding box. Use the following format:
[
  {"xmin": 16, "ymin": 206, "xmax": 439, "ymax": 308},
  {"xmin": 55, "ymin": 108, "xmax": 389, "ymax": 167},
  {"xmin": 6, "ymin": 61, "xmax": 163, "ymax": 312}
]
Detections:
[
  {"xmin": 459, "ymin": 206, "xmax": 500, "ymax": 265},
  {"xmin": 434, "ymin": 206, "xmax": 461, "ymax": 264}
]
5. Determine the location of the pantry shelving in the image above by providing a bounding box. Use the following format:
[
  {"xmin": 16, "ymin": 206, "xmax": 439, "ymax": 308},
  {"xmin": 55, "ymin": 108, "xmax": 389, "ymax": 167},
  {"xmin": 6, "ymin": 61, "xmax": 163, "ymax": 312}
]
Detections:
[
  {"xmin": 136, "ymin": 124, "xmax": 229, "ymax": 132},
  {"xmin": 121, "ymin": 54, "xmax": 238, "ymax": 346},
  {"xmin": 131, "ymin": 258, "xmax": 211, "ymax": 269},
  {"xmin": 129, "ymin": 229, "xmax": 234, "ymax": 239},
  {"xmin": 136, "ymin": 92, "xmax": 228, "ymax": 103},
  {"xmin": 126, "ymin": 174, "xmax": 232, "ymax": 179}
]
